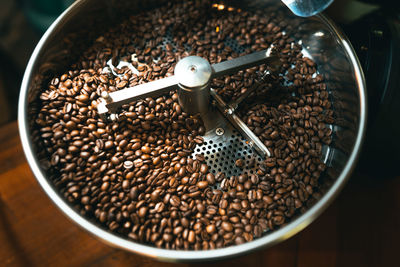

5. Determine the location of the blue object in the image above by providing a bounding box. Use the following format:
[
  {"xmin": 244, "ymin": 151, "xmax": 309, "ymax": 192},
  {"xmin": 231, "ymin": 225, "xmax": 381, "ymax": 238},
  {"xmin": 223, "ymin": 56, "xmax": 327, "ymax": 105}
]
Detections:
[{"xmin": 281, "ymin": 0, "xmax": 334, "ymax": 17}]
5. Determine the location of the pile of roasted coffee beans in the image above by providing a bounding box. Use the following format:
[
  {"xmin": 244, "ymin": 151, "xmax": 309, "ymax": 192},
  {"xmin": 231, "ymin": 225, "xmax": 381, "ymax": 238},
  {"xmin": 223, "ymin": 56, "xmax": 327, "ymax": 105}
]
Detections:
[{"xmin": 34, "ymin": 0, "xmax": 333, "ymax": 250}]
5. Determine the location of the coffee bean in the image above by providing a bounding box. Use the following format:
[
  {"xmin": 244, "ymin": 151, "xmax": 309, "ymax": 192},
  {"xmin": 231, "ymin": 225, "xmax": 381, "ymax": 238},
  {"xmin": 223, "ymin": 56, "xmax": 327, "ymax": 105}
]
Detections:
[
  {"xmin": 215, "ymin": 172, "xmax": 225, "ymax": 182},
  {"xmin": 165, "ymin": 43, "xmax": 173, "ymax": 52},
  {"xmin": 53, "ymin": 130, "xmax": 64, "ymax": 140},
  {"xmin": 206, "ymin": 173, "xmax": 216, "ymax": 185},
  {"xmin": 296, "ymin": 127, "xmax": 305, "ymax": 135},
  {"xmin": 221, "ymin": 221, "xmax": 233, "ymax": 232},
  {"xmin": 197, "ymin": 203, "xmax": 205, "ymax": 213},
  {"xmin": 220, "ymin": 199, "xmax": 228, "ymax": 209},
  {"xmin": 235, "ymin": 159, "xmax": 244, "ymax": 168},
  {"xmin": 194, "ymin": 136, "xmax": 204, "ymax": 144},
  {"xmin": 124, "ymin": 161, "xmax": 133, "ymax": 169},
  {"xmin": 101, "ymin": 182, "xmax": 109, "ymax": 191},
  {"xmin": 122, "ymin": 180, "xmax": 130, "ymax": 190},
  {"xmin": 170, "ymin": 195, "xmax": 180, "ymax": 207},
  {"xmin": 195, "ymin": 154, "xmax": 205, "ymax": 162},
  {"xmin": 141, "ymin": 146, "xmax": 151, "ymax": 154},
  {"xmin": 130, "ymin": 187, "xmax": 138, "ymax": 200},
  {"xmin": 138, "ymin": 207, "xmax": 148, "ymax": 218},
  {"xmin": 235, "ymin": 236, "xmax": 246, "ymax": 245},
  {"xmin": 65, "ymin": 121, "xmax": 76, "ymax": 131},
  {"xmin": 286, "ymin": 163, "xmax": 295, "ymax": 173},
  {"xmin": 111, "ymin": 156, "xmax": 120, "ymax": 165},
  {"xmin": 150, "ymin": 189, "xmax": 161, "ymax": 201},
  {"xmin": 64, "ymin": 163, "xmax": 76, "ymax": 172},
  {"xmin": 188, "ymin": 230, "xmax": 196, "ymax": 243},
  {"xmin": 206, "ymin": 224, "xmax": 216, "ymax": 234},
  {"xmin": 197, "ymin": 181, "xmax": 208, "ymax": 189},
  {"xmin": 104, "ymin": 141, "xmax": 114, "ymax": 150},
  {"xmin": 200, "ymin": 164, "xmax": 208, "ymax": 174}
]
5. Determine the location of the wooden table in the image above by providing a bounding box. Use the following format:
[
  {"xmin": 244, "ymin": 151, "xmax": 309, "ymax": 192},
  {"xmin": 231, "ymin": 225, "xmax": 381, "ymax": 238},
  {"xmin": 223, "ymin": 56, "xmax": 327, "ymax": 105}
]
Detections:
[{"xmin": 0, "ymin": 121, "xmax": 398, "ymax": 267}]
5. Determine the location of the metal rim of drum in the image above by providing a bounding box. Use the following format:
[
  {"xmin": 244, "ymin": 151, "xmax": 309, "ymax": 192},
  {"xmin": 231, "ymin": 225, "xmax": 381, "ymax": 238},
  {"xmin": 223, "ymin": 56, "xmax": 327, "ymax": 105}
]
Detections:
[{"xmin": 18, "ymin": 0, "xmax": 367, "ymax": 262}]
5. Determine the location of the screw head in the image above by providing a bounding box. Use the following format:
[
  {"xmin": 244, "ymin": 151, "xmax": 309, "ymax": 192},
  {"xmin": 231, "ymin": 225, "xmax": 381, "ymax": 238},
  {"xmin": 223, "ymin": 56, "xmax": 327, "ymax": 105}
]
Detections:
[{"xmin": 215, "ymin": 127, "xmax": 224, "ymax": 136}]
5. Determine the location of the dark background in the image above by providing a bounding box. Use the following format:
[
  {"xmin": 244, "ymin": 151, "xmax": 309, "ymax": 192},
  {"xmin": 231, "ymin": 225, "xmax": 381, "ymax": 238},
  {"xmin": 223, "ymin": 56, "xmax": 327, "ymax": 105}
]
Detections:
[{"xmin": 0, "ymin": 0, "xmax": 73, "ymax": 125}]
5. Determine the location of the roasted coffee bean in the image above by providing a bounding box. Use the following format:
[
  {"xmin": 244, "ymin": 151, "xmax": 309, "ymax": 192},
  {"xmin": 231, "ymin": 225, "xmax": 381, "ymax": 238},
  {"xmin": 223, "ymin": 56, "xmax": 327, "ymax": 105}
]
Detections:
[
  {"xmin": 104, "ymin": 141, "xmax": 114, "ymax": 150},
  {"xmin": 138, "ymin": 206, "xmax": 148, "ymax": 218},
  {"xmin": 141, "ymin": 146, "xmax": 151, "ymax": 154},
  {"xmin": 221, "ymin": 221, "xmax": 233, "ymax": 232},
  {"xmin": 206, "ymin": 173, "xmax": 216, "ymax": 185},
  {"xmin": 235, "ymin": 159, "xmax": 244, "ymax": 168},
  {"xmin": 197, "ymin": 203, "xmax": 206, "ymax": 213},
  {"xmin": 206, "ymin": 224, "xmax": 216, "ymax": 234},
  {"xmin": 195, "ymin": 154, "xmax": 205, "ymax": 162},
  {"xmin": 170, "ymin": 195, "xmax": 180, "ymax": 207},
  {"xmin": 197, "ymin": 181, "xmax": 209, "ymax": 189},
  {"xmin": 188, "ymin": 230, "xmax": 196, "ymax": 243},
  {"xmin": 111, "ymin": 156, "xmax": 120, "ymax": 165},
  {"xmin": 123, "ymin": 161, "xmax": 133, "ymax": 169},
  {"xmin": 200, "ymin": 163, "xmax": 208, "ymax": 174},
  {"xmin": 233, "ymin": 235, "xmax": 244, "ymax": 245},
  {"xmin": 215, "ymin": 172, "xmax": 225, "ymax": 182},
  {"xmin": 286, "ymin": 163, "xmax": 295, "ymax": 173}
]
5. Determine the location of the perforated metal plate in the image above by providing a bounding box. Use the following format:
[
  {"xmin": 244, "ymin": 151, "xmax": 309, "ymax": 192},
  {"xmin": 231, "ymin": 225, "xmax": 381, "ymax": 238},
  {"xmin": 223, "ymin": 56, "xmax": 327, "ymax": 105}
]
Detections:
[{"xmin": 192, "ymin": 109, "xmax": 263, "ymax": 178}]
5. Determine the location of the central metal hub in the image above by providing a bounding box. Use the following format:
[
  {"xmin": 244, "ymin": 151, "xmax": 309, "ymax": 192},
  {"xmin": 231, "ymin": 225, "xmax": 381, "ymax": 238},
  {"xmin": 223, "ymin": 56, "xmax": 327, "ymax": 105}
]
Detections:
[
  {"xmin": 174, "ymin": 56, "xmax": 212, "ymax": 89},
  {"xmin": 174, "ymin": 56, "xmax": 213, "ymax": 115}
]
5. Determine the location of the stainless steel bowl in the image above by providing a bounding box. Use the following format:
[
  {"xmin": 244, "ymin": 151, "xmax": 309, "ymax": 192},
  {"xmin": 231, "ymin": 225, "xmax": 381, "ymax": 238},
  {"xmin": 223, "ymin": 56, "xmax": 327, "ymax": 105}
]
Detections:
[{"xmin": 18, "ymin": 0, "xmax": 367, "ymax": 262}]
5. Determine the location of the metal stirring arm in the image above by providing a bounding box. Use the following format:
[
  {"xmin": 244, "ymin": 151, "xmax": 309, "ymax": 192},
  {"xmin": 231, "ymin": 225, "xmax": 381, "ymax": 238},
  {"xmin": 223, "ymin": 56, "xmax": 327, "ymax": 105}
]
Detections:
[
  {"xmin": 227, "ymin": 47, "xmax": 280, "ymax": 112},
  {"xmin": 97, "ymin": 48, "xmax": 278, "ymax": 115},
  {"xmin": 212, "ymin": 48, "xmax": 278, "ymax": 77},
  {"xmin": 97, "ymin": 76, "xmax": 178, "ymax": 115},
  {"xmin": 227, "ymin": 70, "xmax": 271, "ymax": 112},
  {"xmin": 97, "ymin": 47, "xmax": 279, "ymax": 158},
  {"xmin": 210, "ymin": 89, "xmax": 271, "ymax": 157}
]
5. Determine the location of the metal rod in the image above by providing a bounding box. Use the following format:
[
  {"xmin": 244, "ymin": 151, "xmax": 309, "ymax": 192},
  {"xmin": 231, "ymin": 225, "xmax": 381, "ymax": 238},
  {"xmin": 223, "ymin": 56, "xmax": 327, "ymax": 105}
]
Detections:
[
  {"xmin": 210, "ymin": 89, "xmax": 271, "ymax": 158},
  {"xmin": 211, "ymin": 48, "xmax": 277, "ymax": 78},
  {"xmin": 97, "ymin": 76, "xmax": 178, "ymax": 115},
  {"xmin": 228, "ymin": 71, "xmax": 270, "ymax": 112}
]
